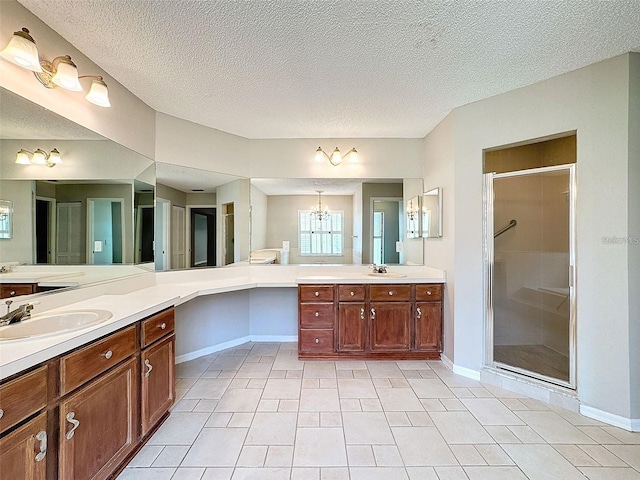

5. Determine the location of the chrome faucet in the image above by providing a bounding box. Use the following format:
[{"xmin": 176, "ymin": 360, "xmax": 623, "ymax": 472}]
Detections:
[
  {"xmin": 0, "ymin": 265, "xmax": 10, "ymax": 273},
  {"xmin": 372, "ymin": 264, "xmax": 388, "ymax": 274},
  {"xmin": 0, "ymin": 301, "xmax": 38, "ymax": 327}
]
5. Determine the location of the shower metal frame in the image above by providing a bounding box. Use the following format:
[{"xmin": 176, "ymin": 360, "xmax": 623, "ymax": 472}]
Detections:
[{"xmin": 483, "ymin": 163, "xmax": 577, "ymax": 389}]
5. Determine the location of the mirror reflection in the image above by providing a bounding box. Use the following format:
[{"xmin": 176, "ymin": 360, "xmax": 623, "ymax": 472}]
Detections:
[
  {"xmin": 250, "ymin": 178, "xmax": 424, "ymax": 265},
  {"xmin": 0, "ymin": 87, "xmax": 154, "ymax": 292},
  {"xmin": 154, "ymin": 162, "xmax": 249, "ymax": 270},
  {"xmin": 422, "ymin": 187, "xmax": 443, "ymax": 238}
]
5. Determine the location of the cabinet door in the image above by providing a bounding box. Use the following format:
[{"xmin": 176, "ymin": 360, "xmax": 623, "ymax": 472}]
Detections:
[
  {"xmin": 369, "ymin": 302, "xmax": 411, "ymax": 351},
  {"xmin": 0, "ymin": 412, "xmax": 47, "ymax": 480},
  {"xmin": 141, "ymin": 335, "xmax": 175, "ymax": 436},
  {"xmin": 338, "ymin": 302, "xmax": 366, "ymax": 352},
  {"xmin": 59, "ymin": 357, "xmax": 138, "ymax": 480},
  {"xmin": 415, "ymin": 302, "xmax": 442, "ymax": 352}
]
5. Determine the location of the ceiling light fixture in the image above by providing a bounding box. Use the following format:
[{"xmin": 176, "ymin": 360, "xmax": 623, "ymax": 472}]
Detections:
[
  {"xmin": 15, "ymin": 148, "xmax": 63, "ymax": 167},
  {"xmin": 310, "ymin": 190, "xmax": 330, "ymax": 221},
  {"xmin": 314, "ymin": 146, "xmax": 358, "ymax": 166},
  {"xmin": 0, "ymin": 26, "xmax": 111, "ymax": 107}
]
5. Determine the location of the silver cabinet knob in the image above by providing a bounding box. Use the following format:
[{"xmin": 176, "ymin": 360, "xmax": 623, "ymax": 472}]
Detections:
[
  {"xmin": 314, "ymin": 291, "xmax": 319, "ymax": 296},
  {"xmin": 350, "ymin": 291, "xmax": 355, "ymax": 296},
  {"xmin": 10, "ymin": 291, "xmax": 16, "ymax": 296},
  {"xmin": 103, "ymin": 350, "xmax": 113, "ymax": 359},
  {"xmin": 388, "ymin": 291, "xmax": 394, "ymax": 296},
  {"xmin": 427, "ymin": 290, "xmax": 432, "ymax": 296},
  {"xmin": 315, "ymin": 312, "xmax": 319, "ymax": 317},
  {"xmin": 159, "ymin": 322, "xmax": 167, "ymax": 329},
  {"xmin": 315, "ymin": 338, "xmax": 319, "ymax": 344}
]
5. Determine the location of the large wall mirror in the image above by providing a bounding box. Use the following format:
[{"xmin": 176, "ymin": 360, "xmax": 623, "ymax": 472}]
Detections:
[
  {"xmin": 250, "ymin": 178, "xmax": 424, "ymax": 265},
  {"xmin": 0, "ymin": 87, "xmax": 154, "ymax": 290}
]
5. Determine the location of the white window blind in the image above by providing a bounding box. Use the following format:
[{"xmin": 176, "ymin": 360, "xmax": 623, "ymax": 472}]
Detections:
[{"xmin": 299, "ymin": 211, "xmax": 343, "ymax": 256}]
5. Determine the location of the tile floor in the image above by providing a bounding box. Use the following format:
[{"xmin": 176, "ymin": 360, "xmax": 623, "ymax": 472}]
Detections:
[{"xmin": 118, "ymin": 342, "xmax": 640, "ymax": 480}]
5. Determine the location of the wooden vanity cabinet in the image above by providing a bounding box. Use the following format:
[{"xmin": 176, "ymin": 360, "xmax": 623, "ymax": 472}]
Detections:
[
  {"xmin": 0, "ymin": 282, "xmax": 37, "ymax": 299},
  {"xmin": 58, "ymin": 358, "xmax": 138, "ymax": 480},
  {"xmin": 299, "ymin": 283, "xmax": 443, "ymax": 359},
  {"xmin": 140, "ymin": 310, "xmax": 175, "ymax": 437},
  {"xmin": 337, "ymin": 285, "xmax": 366, "ymax": 352},
  {"xmin": 0, "ymin": 412, "xmax": 48, "ymax": 480}
]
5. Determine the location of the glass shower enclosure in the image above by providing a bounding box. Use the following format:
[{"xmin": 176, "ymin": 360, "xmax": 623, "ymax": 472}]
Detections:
[{"xmin": 485, "ymin": 164, "xmax": 576, "ymax": 388}]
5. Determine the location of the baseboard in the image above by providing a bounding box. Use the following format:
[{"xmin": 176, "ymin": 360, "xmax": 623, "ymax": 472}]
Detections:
[
  {"xmin": 580, "ymin": 405, "xmax": 640, "ymax": 432},
  {"xmin": 453, "ymin": 363, "xmax": 482, "ymax": 381},
  {"xmin": 176, "ymin": 335, "xmax": 298, "ymax": 363},
  {"xmin": 175, "ymin": 336, "xmax": 252, "ymax": 363},
  {"xmin": 441, "ymin": 354, "xmax": 454, "ymax": 370}
]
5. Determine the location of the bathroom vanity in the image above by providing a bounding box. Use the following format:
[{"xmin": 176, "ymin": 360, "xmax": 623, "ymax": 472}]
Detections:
[
  {"xmin": 0, "ymin": 307, "xmax": 175, "ymax": 480},
  {"xmin": 298, "ymin": 282, "xmax": 443, "ymax": 359}
]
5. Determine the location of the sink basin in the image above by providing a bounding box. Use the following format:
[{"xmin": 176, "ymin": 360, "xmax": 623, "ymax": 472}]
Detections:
[
  {"xmin": 0, "ymin": 309, "xmax": 113, "ymax": 341},
  {"xmin": 367, "ymin": 272, "xmax": 407, "ymax": 278}
]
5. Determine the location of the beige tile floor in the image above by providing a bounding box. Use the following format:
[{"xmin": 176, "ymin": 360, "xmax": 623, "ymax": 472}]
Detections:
[{"xmin": 118, "ymin": 342, "xmax": 640, "ymax": 480}]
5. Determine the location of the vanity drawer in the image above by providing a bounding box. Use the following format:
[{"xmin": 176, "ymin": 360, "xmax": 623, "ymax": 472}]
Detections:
[
  {"xmin": 0, "ymin": 283, "xmax": 36, "ymax": 299},
  {"xmin": 300, "ymin": 303, "xmax": 334, "ymax": 328},
  {"xmin": 299, "ymin": 285, "xmax": 334, "ymax": 303},
  {"xmin": 0, "ymin": 365, "xmax": 47, "ymax": 434},
  {"xmin": 338, "ymin": 285, "xmax": 366, "ymax": 302},
  {"xmin": 299, "ymin": 329, "xmax": 334, "ymax": 354},
  {"xmin": 415, "ymin": 284, "xmax": 442, "ymax": 301},
  {"xmin": 141, "ymin": 308, "xmax": 175, "ymax": 348},
  {"xmin": 60, "ymin": 326, "xmax": 137, "ymax": 394},
  {"xmin": 369, "ymin": 284, "xmax": 412, "ymax": 302}
]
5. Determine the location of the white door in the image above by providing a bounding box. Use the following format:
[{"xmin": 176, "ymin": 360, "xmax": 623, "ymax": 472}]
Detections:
[
  {"xmin": 155, "ymin": 198, "xmax": 171, "ymax": 270},
  {"xmin": 56, "ymin": 202, "xmax": 82, "ymax": 264},
  {"xmin": 171, "ymin": 205, "xmax": 186, "ymax": 269}
]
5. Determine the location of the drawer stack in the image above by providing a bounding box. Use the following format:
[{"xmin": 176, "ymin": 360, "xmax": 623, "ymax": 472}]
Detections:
[{"xmin": 298, "ymin": 285, "xmax": 335, "ymax": 354}]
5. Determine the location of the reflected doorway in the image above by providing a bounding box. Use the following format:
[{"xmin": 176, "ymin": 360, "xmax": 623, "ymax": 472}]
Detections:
[
  {"xmin": 35, "ymin": 197, "xmax": 55, "ymax": 264},
  {"xmin": 189, "ymin": 207, "xmax": 216, "ymax": 267},
  {"xmin": 56, "ymin": 202, "xmax": 82, "ymax": 264},
  {"xmin": 136, "ymin": 205, "xmax": 154, "ymax": 263},
  {"xmin": 223, "ymin": 203, "xmax": 235, "ymax": 265},
  {"xmin": 371, "ymin": 199, "xmax": 401, "ymax": 264},
  {"xmin": 87, "ymin": 198, "xmax": 125, "ymax": 265}
]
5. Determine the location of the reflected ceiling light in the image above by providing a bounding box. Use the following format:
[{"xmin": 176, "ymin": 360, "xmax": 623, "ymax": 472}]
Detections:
[
  {"xmin": 0, "ymin": 28, "xmax": 42, "ymax": 72},
  {"xmin": 314, "ymin": 146, "xmax": 358, "ymax": 166},
  {"xmin": 15, "ymin": 148, "xmax": 63, "ymax": 167},
  {"xmin": 0, "ymin": 26, "xmax": 111, "ymax": 107},
  {"xmin": 310, "ymin": 190, "xmax": 330, "ymax": 221}
]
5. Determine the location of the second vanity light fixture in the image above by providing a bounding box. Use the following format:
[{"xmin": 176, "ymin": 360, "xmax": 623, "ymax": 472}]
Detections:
[
  {"xmin": 15, "ymin": 148, "xmax": 63, "ymax": 167},
  {"xmin": 0, "ymin": 27, "xmax": 111, "ymax": 107},
  {"xmin": 314, "ymin": 146, "xmax": 358, "ymax": 166}
]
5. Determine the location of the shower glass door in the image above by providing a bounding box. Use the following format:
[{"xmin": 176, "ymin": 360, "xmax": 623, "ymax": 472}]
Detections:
[{"xmin": 487, "ymin": 164, "xmax": 575, "ymax": 387}]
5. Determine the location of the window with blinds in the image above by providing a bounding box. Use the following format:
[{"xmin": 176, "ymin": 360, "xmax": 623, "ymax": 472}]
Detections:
[{"xmin": 299, "ymin": 211, "xmax": 343, "ymax": 256}]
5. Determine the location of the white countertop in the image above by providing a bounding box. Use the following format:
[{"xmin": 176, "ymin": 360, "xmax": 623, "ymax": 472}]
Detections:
[{"xmin": 0, "ymin": 264, "xmax": 445, "ymax": 380}]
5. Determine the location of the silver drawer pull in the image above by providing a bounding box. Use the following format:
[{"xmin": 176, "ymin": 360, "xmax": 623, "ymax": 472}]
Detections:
[
  {"xmin": 35, "ymin": 431, "xmax": 47, "ymax": 462},
  {"xmin": 426, "ymin": 290, "xmax": 432, "ymax": 296},
  {"xmin": 10, "ymin": 291, "xmax": 16, "ymax": 296},
  {"xmin": 417, "ymin": 307, "xmax": 422, "ymax": 319},
  {"xmin": 144, "ymin": 359, "xmax": 153, "ymax": 377},
  {"xmin": 360, "ymin": 307, "xmax": 365, "ymax": 319},
  {"xmin": 315, "ymin": 338, "xmax": 319, "ymax": 344},
  {"xmin": 103, "ymin": 350, "xmax": 113, "ymax": 359},
  {"xmin": 388, "ymin": 291, "xmax": 394, "ymax": 296},
  {"xmin": 314, "ymin": 291, "xmax": 319, "ymax": 297},
  {"xmin": 371, "ymin": 308, "xmax": 376, "ymax": 320},
  {"xmin": 315, "ymin": 312, "xmax": 319, "ymax": 317},
  {"xmin": 65, "ymin": 412, "xmax": 80, "ymax": 440},
  {"xmin": 159, "ymin": 322, "xmax": 167, "ymax": 329},
  {"xmin": 350, "ymin": 291, "xmax": 355, "ymax": 296},
  {"xmin": 0, "ymin": 408, "xmax": 3, "ymax": 419}
]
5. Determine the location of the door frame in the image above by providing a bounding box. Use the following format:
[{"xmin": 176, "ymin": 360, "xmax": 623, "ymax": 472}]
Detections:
[
  {"xmin": 186, "ymin": 204, "xmax": 217, "ymax": 268},
  {"xmin": 155, "ymin": 198, "xmax": 171, "ymax": 270},
  {"xmin": 87, "ymin": 198, "xmax": 126, "ymax": 265},
  {"xmin": 483, "ymin": 163, "xmax": 577, "ymax": 389},
  {"xmin": 35, "ymin": 196, "xmax": 56, "ymax": 264}
]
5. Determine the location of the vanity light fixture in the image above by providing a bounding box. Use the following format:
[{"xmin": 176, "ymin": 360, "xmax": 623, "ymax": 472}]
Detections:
[
  {"xmin": 314, "ymin": 146, "xmax": 358, "ymax": 166},
  {"xmin": 0, "ymin": 27, "xmax": 111, "ymax": 107},
  {"xmin": 310, "ymin": 190, "xmax": 330, "ymax": 221},
  {"xmin": 15, "ymin": 148, "xmax": 63, "ymax": 168}
]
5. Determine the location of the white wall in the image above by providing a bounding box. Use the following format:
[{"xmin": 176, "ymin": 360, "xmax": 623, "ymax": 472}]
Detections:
[
  {"xmin": 0, "ymin": 1, "xmax": 156, "ymax": 159},
  {"xmin": 426, "ymin": 54, "xmax": 636, "ymax": 422},
  {"xmin": 0, "ymin": 180, "xmax": 34, "ymax": 262},
  {"xmin": 250, "ymin": 185, "xmax": 268, "ymax": 251},
  {"xmin": 403, "ymin": 178, "xmax": 425, "ymax": 265},
  {"xmin": 352, "ymin": 184, "xmax": 363, "ymax": 264}
]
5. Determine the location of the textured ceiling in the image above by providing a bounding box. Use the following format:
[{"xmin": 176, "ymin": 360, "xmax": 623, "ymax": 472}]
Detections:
[
  {"xmin": 0, "ymin": 88, "xmax": 104, "ymax": 140},
  {"xmin": 16, "ymin": 0, "xmax": 640, "ymax": 139}
]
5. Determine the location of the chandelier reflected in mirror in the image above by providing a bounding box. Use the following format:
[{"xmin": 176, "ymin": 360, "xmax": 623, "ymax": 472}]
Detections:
[{"xmin": 310, "ymin": 190, "xmax": 330, "ymax": 220}]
